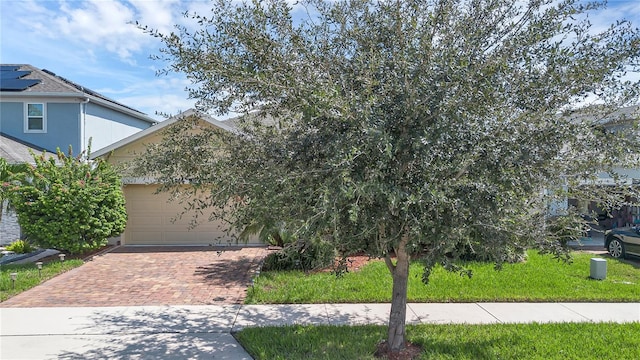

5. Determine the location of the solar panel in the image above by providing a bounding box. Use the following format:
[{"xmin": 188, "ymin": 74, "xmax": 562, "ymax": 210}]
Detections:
[
  {"xmin": 0, "ymin": 70, "xmax": 31, "ymax": 79},
  {"xmin": 0, "ymin": 78, "xmax": 41, "ymax": 91},
  {"xmin": 0, "ymin": 65, "xmax": 21, "ymax": 71}
]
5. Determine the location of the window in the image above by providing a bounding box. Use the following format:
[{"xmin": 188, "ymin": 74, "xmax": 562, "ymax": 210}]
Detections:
[{"xmin": 24, "ymin": 103, "xmax": 46, "ymax": 132}]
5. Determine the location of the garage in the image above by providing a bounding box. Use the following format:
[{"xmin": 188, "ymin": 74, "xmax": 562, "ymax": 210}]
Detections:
[
  {"xmin": 122, "ymin": 184, "xmax": 240, "ymax": 245},
  {"xmin": 93, "ymin": 109, "xmax": 261, "ymax": 247}
]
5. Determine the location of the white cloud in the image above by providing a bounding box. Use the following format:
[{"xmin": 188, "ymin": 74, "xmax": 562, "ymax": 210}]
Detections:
[
  {"xmin": 117, "ymin": 92, "xmax": 196, "ymax": 120},
  {"xmin": 133, "ymin": 0, "xmax": 182, "ymax": 35},
  {"xmin": 97, "ymin": 75, "xmax": 191, "ymax": 97},
  {"xmin": 53, "ymin": 0, "xmax": 147, "ymax": 61},
  {"xmin": 585, "ymin": 1, "xmax": 640, "ymax": 34},
  {"xmin": 1, "ymin": 0, "xmax": 189, "ymax": 64},
  {"xmin": 98, "ymin": 75, "xmax": 195, "ymax": 119}
]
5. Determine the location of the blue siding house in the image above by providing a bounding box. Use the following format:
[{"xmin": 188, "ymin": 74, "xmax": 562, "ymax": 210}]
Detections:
[
  {"xmin": 0, "ymin": 64, "xmax": 158, "ymax": 244},
  {"xmin": 0, "ymin": 64, "xmax": 157, "ymax": 155}
]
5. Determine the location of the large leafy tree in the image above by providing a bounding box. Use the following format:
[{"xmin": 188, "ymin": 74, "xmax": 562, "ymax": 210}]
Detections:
[
  {"xmin": 139, "ymin": 0, "xmax": 640, "ymax": 353},
  {"xmin": 5, "ymin": 150, "xmax": 127, "ymax": 254}
]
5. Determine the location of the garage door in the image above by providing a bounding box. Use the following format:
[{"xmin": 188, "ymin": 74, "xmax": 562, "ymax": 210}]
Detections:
[{"xmin": 123, "ymin": 184, "xmax": 257, "ymax": 246}]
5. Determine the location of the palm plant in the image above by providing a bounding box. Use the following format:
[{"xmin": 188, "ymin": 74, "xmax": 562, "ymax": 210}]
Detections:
[{"xmin": 238, "ymin": 219, "xmax": 296, "ymax": 247}]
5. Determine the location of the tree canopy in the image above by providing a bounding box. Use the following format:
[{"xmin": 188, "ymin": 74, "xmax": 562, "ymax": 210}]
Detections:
[{"xmin": 139, "ymin": 0, "xmax": 640, "ymax": 353}]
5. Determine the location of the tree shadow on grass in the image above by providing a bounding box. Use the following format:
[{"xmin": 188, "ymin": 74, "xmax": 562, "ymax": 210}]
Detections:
[{"xmin": 234, "ymin": 323, "xmax": 528, "ymax": 360}]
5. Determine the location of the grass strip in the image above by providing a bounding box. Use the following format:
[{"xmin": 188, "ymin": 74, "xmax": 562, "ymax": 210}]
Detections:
[
  {"xmin": 246, "ymin": 251, "xmax": 639, "ymax": 303},
  {"xmin": 235, "ymin": 322, "xmax": 640, "ymax": 360},
  {"xmin": 0, "ymin": 260, "xmax": 84, "ymax": 301}
]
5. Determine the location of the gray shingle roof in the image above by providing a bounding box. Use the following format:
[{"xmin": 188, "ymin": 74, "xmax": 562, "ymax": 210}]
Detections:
[
  {"xmin": 14, "ymin": 64, "xmax": 80, "ymax": 93},
  {"xmin": 0, "ymin": 133, "xmax": 56, "ymax": 164},
  {"xmin": 1, "ymin": 64, "xmax": 156, "ymax": 123}
]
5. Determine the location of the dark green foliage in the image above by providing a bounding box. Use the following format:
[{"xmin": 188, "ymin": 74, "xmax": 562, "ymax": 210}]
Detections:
[
  {"xmin": 262, "ymin": 238, "xmax": 336, "ymax": 271},
  {"xmin": 239, "ymin": 220, "xmax": 297, "ymax": 247},
  {"xmin": 140, "ymin": 0, "xmax": 640, "ymax": 269},
  {"xmin": 5, "ymin": 149, "xmax": 127, "ymax": 254},
  {"xmin": 0, "ymin": 158, "xmax": 7, "ymax": 204},
  {"xmin": 545, "ymin": 208, "xmax": 591, "ymax": 247}
]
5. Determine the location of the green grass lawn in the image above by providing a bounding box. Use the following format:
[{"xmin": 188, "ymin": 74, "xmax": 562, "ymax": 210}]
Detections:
[
  {"xmin": 246, "ymin": 251, "xmax": 639, "ymax": 304},
  {"xmin": 0, "ymin": 260, "xmax": 84, "ymax": 301},
  {"xmin": 235, "ymin": 322, "xmax": 640, "ymax": 360}
]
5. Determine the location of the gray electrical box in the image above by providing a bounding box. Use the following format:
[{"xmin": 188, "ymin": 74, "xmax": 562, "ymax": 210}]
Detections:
[{"xmin": 590, "ymin": 258, "xmax": 607, "ymax": 280}]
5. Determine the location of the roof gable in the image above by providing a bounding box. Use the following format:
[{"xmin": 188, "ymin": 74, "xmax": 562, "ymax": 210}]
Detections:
[{"xmin": 91, "ymin": 109, "xmax": 234, "ymax": 159}]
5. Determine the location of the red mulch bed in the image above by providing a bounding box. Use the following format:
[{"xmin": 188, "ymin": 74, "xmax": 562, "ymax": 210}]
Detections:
[
  {"xmin": 336, "ymin": 255, "xmax": 381, "ymax": 272},
  {"xmin": 312, "ymin": 254, "xmax": 383, "ymax": 274},
  {"xmin": 375, "ymin": 341, "xmax": 422, "ymax": 360}
]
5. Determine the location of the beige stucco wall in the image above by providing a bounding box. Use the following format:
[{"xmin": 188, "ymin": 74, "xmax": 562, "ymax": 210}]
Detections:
[
  {"xmin": 121, "ymin": 184, "xmax": 259, "ymax": 246},
  {"xmin": 102, "ymin": 129, "xmax": 164, "ymax": 167}
]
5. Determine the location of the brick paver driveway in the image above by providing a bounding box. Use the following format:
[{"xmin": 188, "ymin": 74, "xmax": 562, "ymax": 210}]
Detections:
[{"xmin": 1, "ymin": 246, "xmax": 268, "ymax": 307}]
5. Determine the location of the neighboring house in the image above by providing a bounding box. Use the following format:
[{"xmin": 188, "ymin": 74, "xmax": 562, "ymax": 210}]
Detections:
[
  {"xmin": 92, "ymin": 109, "xmax": 261, "ymax": 246},
  {"xmin": 0, "ymin": 64, "xmax": 157, "ymax": 155},
  {"xmin": 0, "ymin": 64, "xmax": 157, "ymax": 244},
  {"xmin": 567, "ymin": 105, "xmax": 640, "ymax": 228}
]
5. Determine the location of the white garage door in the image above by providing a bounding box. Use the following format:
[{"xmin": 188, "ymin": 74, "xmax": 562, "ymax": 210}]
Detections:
[{"xmin": 123, "ymin": 184, "xmax": 254, "ymax": 246}]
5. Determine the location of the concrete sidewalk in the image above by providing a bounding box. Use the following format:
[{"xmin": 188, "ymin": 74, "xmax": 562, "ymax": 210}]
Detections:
[{"xmin": 1, "ymin": 303, "xmax": 638, "ymax": 359}]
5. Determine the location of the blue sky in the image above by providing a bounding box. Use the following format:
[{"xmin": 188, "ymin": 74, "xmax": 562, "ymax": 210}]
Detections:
[{"xmin": 1, "ymin": 0, "xmax": 639, "ymax": 121}]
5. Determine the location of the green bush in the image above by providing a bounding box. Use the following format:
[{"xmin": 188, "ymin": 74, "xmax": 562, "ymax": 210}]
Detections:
[
  {"xmin": 4, "ymin": 148, "xmax": 127, "ymax": 254},
  {"xmin": 5, "ymin": 240, "xmax": 35, "ymax": 254},
  {"xmin": 263, "ymin": 238, "xmax": 336, "ymax": 271}
]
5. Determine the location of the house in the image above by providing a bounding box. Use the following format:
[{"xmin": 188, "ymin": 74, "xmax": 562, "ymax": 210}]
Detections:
[
  {"xmin": 1, "ymin": 64, "xmax": 157, "ymax": 244},
  {"xmin": 91, "ymin": 109, "xmax": 261, "ymax": 246},
  {"xmin": 0, "ymin": 64, "xmax": 157, "ymax": 155},
  {"xmin": 567, "ymin": 105, "xmax": 640, "ymax": 228}
]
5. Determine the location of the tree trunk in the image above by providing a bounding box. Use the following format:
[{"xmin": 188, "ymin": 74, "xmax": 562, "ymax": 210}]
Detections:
[{"xmin": 387, "ymin": 235, "xmax": 410, "ymax": 352}]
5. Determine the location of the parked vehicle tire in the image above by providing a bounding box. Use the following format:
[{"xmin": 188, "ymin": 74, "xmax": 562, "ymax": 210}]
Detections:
[{"xmin": 607, "ymin": 238, "xmax": 625, "ymax": 259}]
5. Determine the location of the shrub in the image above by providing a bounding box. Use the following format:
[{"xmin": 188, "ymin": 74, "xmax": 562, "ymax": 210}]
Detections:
[
  {"xmin": 239, "ymin": 220, "xmax": 297, "ymax": 247},
  {"xmin": 6, "ymin": 148, "xmax": 127, "ymax": 254},
  {"xmin": 262, "ymin": 238, "xmax": 336, "ymax": 271},
  {"xmin": 454, "ymin": 242, "xmax": 527, "ymax": 264},
  {"xmin": 5, "ymin": 240, "xmax": 35, "ymax": 254}
]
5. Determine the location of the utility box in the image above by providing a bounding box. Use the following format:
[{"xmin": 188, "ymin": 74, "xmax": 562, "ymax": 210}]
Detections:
[{"xmin": 590, "ymin": 258, "xmax": 607, "ymax": 280}]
